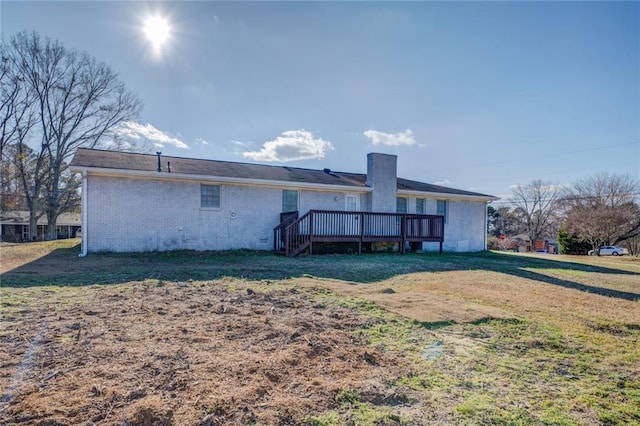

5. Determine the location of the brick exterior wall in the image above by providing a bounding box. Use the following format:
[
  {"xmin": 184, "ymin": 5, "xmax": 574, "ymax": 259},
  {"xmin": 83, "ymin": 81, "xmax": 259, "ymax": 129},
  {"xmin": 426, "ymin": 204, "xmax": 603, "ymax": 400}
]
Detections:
[
  {"xmin": 366, "ymin": 153, "xmax": 398, "ymax": 213},
  {"xmin": 421, "ymin": 200, "xmax": 487, "ymax": 252},
  {"xmin": 86, "ymin": 176, "xmax": 369, "ymax": 252},
  {"xmin": 84, "ymin": 173, "xmax": 487, "ymax": 253}
]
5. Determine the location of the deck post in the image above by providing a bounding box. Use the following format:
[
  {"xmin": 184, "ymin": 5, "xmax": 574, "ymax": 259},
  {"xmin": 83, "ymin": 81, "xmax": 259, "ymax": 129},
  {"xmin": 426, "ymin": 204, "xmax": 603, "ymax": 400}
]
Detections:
[
  {"xmin": 358, "ymin": 212, "xmax": 364, "ymax": 254},
  {"xmin": 439, "ymin": 217, "xmax": 444, "ymax": 254},
  {"xmin": 400, "ymin": 214, "xmax": 406, "ymax": 254},
  {"xmin": 309, "ymin": 211, "xmax": 314, "ymax": 255}
]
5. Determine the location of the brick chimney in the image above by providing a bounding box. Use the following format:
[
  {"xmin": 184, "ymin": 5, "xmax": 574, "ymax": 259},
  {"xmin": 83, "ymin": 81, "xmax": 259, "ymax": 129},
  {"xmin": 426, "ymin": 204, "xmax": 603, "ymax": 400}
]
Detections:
[{"xmin": 366, "ymin": 153, "xmax": 397, "ymax": 213}]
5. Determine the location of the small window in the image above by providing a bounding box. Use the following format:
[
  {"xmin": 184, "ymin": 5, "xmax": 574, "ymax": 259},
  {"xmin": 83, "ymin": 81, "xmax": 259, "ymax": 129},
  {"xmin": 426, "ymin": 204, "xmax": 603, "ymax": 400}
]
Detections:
[
  {"xmin": 436, "ymin": 199, "xmax": 448, "ymax": 223},
  {"xmin": 201, "ymin": 184, "xmax": 220, "ymax": 208},
  {"xmin": 282, "ymin": 190, "xmax": 298, "ymax": 213},
  {"xmin": 396, "ymin": 197, "xmax": 408, "ymax": 214},
  {"xmin": 416, "ymin": 198, "xmax": 425, "ymax": 214},
  {"xmin": 345, "ymin": 194, "xmax": 359, "ymax": 211}
]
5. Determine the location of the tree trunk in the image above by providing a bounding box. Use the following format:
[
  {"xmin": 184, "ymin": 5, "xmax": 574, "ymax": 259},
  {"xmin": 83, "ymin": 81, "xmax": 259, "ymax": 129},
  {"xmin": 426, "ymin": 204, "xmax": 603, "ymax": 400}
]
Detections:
[
  {"xmin": 28, "ymin": 200, "xmax": 39, "ymax": 241},
  {"xmin": 45, "ymin": 159, "xmax": 62, "ymax": 241},
  {"xmin": 46, "ymin": 212, "xmax": 58, "ymax": 240}
]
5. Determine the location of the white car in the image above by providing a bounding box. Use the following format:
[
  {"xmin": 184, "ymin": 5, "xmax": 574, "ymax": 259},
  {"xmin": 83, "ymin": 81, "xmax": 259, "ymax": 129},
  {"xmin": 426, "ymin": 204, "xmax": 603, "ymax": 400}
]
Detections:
[{"xmin": 589, "ymin": 246, "xmax": 629, "ymax": 256}]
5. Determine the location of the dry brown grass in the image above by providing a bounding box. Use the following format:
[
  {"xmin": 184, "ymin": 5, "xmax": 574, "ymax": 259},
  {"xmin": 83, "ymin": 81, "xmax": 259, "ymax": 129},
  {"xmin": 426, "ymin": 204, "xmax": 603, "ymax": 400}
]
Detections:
[{"xmin": 1, "ymin": 241, "xmax": 639, "ymax": 425}]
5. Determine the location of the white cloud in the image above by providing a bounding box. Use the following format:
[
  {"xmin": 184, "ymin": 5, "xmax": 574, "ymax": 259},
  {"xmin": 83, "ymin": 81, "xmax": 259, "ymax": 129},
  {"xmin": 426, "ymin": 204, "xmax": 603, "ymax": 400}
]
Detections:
[
  {"xmin": 363, "ymin": 129, "xmax": 416, "ymax": 146},
  {"xmin": 432, "ymin": 179, "xmax": 451, "ymax": 186},
  {"xmin": 195, "ymin": 138, "xmax": 209, "ymax": 145},
  {"xmin": 115, "ymin": 121, "xmax": 189, "ymax": 149},
  {"xmin": 242, "ymin": 130, "xmax": 333, "ymax": 162}
]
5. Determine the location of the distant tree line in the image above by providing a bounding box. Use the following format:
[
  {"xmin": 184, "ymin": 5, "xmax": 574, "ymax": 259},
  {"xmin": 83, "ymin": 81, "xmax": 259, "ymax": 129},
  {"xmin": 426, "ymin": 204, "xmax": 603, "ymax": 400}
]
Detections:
[
  {"xmin": 488, "ymin": 174, "xmax": 640, "ymax": 255},
  {"xmin": 1, "ymin": 31, "xmax": 142, "ymax": 241}
]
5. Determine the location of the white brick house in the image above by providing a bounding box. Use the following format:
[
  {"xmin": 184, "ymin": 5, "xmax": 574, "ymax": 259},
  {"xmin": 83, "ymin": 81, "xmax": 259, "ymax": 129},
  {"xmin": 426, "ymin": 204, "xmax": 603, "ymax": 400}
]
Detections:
[{"xmin": 70, "ymin": 149, "xmax": 497, "ymax": 255}]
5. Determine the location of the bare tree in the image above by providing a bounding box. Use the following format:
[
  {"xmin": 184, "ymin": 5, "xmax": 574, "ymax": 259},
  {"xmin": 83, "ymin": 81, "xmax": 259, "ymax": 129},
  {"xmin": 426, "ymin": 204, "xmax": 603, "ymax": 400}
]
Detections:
[
  {"xmin": 562, "ymin": 173, "xmax": 640, "ymax": 250},
  {"xmin": 5, "ymin": 32, "xmax": 142, "ymax": 239},
  {"xmin": 1, "ymin": 143, "xmax": 29, "ymax": 211},
  {"xmin": 1, "ymin": 47, "xmax": 37, "ymax": 214},
  {"xmin": 510, "ymin": 180, "xmax": 562, "ymax": 247}
]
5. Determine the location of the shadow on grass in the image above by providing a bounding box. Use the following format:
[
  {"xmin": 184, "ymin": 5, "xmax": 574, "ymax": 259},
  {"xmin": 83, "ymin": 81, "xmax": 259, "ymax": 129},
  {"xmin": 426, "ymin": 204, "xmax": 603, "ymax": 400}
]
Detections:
[{"xmin": 1, "ymin": 245, "xmax": 639, "ymax": 301}]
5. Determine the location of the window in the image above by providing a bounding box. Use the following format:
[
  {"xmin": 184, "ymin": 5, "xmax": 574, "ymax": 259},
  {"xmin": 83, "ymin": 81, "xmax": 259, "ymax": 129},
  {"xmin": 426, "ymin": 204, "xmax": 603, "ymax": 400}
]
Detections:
[
  {"xmin": 415, "ymin": 198, "xmax": 425, "ymax": 214},
  {"xmin": 282, "ymin": 190, "xmax": 298, "ymax": 212},
  {"xmin": 345, "ymin": 194, "xmax": 359, "ymax": 211},
  {"xmin": 396, "ymin": 197, "xmax": 408, "ymax": 214},
  {"xmin": 201, "ymin": 184, "xmax": 220, "ymax": 208},
  {"xmin": 436, "ymin": 199, "xmax": 448, "ymax": 223}
]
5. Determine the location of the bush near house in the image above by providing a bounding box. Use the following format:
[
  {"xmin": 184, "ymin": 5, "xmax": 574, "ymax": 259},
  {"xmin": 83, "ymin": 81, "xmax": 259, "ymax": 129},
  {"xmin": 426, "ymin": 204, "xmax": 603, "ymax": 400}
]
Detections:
[{"xmin": 558, "ymin": 228, "xmax": 592, "ymax": 255}]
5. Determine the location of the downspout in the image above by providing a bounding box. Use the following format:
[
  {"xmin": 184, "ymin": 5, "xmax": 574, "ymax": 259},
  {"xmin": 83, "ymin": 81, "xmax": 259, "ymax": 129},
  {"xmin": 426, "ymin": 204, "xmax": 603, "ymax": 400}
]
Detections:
[
  {"xmin": 484, "ymin": 201, "xmax": 488, "ymax": 251},
  {"xmin": 79, "ymin": 170, "xmax": 88, "ymax": 257}
]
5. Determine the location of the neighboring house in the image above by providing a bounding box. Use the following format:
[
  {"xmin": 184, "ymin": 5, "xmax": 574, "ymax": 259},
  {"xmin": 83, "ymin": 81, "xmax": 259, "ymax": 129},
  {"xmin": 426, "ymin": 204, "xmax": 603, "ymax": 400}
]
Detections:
[
  {"xmin": 0, "ymin": 211, "xmax": 81, "ymax": 243},
  {"xmin": 511, "ymin": 234, "xmax": 532, "ymax": 253},
  {"xmin": 509, "ymin": 234, "xmax": 558, "ymax": 254},
  {"xmin": 69, "ymin": 148, "xmax": 497, "ymax": 256}
]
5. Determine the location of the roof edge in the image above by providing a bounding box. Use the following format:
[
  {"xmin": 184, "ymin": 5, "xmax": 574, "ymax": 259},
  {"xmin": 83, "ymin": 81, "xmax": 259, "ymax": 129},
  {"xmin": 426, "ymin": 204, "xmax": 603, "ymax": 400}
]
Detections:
[
  {"xmin": 70, "ymin": 166, "xmax": 372, "ymax": 192},
  {"xmin": 397, "ymin": 189, "xmax": 499, "ymax": 202}
]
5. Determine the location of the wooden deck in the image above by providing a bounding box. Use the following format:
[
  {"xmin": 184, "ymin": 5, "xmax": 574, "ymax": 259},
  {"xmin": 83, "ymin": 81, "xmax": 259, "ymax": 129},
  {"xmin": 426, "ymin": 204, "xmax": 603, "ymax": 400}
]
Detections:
[{"xmin": 274, "ymin": 210, "xmax": 445, "ymax": 257}]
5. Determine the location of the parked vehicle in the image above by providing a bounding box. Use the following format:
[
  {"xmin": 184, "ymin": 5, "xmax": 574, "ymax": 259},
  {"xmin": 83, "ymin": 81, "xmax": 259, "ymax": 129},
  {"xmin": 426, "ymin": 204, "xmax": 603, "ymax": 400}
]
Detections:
[{"xmin": 588, "ymin": 246, "xmax": 629, "ymax": 256}]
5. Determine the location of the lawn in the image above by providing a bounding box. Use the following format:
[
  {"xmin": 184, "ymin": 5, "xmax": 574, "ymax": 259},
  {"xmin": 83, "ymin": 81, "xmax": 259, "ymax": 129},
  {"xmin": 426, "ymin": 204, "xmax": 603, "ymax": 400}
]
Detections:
[{"xmin": 0, "ymin": 240, "xmax": 638, "ymax": 425}]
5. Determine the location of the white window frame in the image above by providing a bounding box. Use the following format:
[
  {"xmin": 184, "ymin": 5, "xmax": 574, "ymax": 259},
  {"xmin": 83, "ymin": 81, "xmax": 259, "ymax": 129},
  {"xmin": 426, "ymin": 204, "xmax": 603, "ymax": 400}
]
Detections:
[
  {"xmin": 437, "ymin": 199, "xmax": 448, "ymax": 224},
  {"xmin": 396, "ymin": 197, "xmax": 408, "ymax": 214},
  {"xmin": 345, "ymin": 194, "xmax": 359, "ymax": 212},
  {"xmin": 282, "ymin": 189, "xmax": 299, "ymax": 213},
  {"xmin": 201, "ymin": 184, "xmax": 221, "ymax": 209}
]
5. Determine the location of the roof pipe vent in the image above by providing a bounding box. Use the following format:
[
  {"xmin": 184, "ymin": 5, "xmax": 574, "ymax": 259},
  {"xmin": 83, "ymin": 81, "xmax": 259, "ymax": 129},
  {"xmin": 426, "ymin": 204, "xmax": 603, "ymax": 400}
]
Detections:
[
  {"xmin": 156, "ymin": 152, "xmax": 162, "ymax": 172},
  {"xmin": 323, "ymin": 168, "xmax": 339, "ymax": 178}
]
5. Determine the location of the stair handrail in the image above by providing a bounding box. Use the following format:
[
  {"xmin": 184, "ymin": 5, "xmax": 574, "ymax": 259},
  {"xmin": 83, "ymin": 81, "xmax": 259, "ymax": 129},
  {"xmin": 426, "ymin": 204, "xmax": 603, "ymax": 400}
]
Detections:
[
  {"xmin": 273, "ymin": 211, "xmax": 299, "ymax": 252},
  {"xmin": 284, "ymin": 210, "xmax": 313, "ymax": 257}
]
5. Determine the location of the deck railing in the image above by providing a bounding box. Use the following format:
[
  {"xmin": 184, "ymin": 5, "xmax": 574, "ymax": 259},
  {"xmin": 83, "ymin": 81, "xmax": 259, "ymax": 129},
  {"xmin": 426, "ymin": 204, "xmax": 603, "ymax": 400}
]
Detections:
[{"xmin": 279, "ymin": 210, "xmax": 444, "ymax": 257}]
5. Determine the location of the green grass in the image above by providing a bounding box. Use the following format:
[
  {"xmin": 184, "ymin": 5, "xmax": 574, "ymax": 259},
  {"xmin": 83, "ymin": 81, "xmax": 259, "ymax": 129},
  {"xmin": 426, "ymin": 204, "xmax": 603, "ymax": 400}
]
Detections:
[{"xmin": 299, "ymin": 286, "xmax": 639, "ymax": 424}]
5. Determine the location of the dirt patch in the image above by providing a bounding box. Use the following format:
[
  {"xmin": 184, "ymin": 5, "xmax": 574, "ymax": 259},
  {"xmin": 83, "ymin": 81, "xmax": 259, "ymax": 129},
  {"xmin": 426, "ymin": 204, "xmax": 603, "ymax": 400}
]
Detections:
[{"xmin": 0, "ymin": 279, "xmax": 425, "ymax": 425}]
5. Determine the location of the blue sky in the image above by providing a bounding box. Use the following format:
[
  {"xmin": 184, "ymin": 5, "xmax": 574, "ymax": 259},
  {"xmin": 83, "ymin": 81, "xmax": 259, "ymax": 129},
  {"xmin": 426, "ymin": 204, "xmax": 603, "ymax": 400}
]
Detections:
[{"xmin": 3, "ymin": 1, "xmax": 639, "ymax": 200}]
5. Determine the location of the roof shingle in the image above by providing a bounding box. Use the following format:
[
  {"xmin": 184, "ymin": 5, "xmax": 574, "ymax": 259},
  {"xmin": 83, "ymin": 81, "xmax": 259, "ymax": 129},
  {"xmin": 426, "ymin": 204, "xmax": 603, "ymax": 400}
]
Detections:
[{"xmin": 70, "ymin": 148, "xmax": 493, "ymax": 198}]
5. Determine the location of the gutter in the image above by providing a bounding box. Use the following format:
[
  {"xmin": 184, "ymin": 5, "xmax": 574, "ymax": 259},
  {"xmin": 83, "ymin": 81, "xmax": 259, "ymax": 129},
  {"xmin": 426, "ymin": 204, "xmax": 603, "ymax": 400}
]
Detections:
[
  {"xmin": 397, "ymin": 189, "xmax": 499, "ymax": 203},
  {"xmin": 484, "ymin": 201, "xmax": 488, "ymax": 251},
  {"xmin": 69, "ymin": 166, "xmax": 372, "ymax": 193},
  {"xmin": 79, "ymin": 171, "xmax": 88, "ymax": 257}
]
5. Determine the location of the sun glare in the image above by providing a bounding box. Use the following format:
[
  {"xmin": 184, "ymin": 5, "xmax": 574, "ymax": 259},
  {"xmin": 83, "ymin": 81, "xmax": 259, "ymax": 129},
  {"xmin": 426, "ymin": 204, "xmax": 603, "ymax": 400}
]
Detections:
[{"xmin": 143, "ymin": 15, "xmax": 171, "ymax": 53}]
